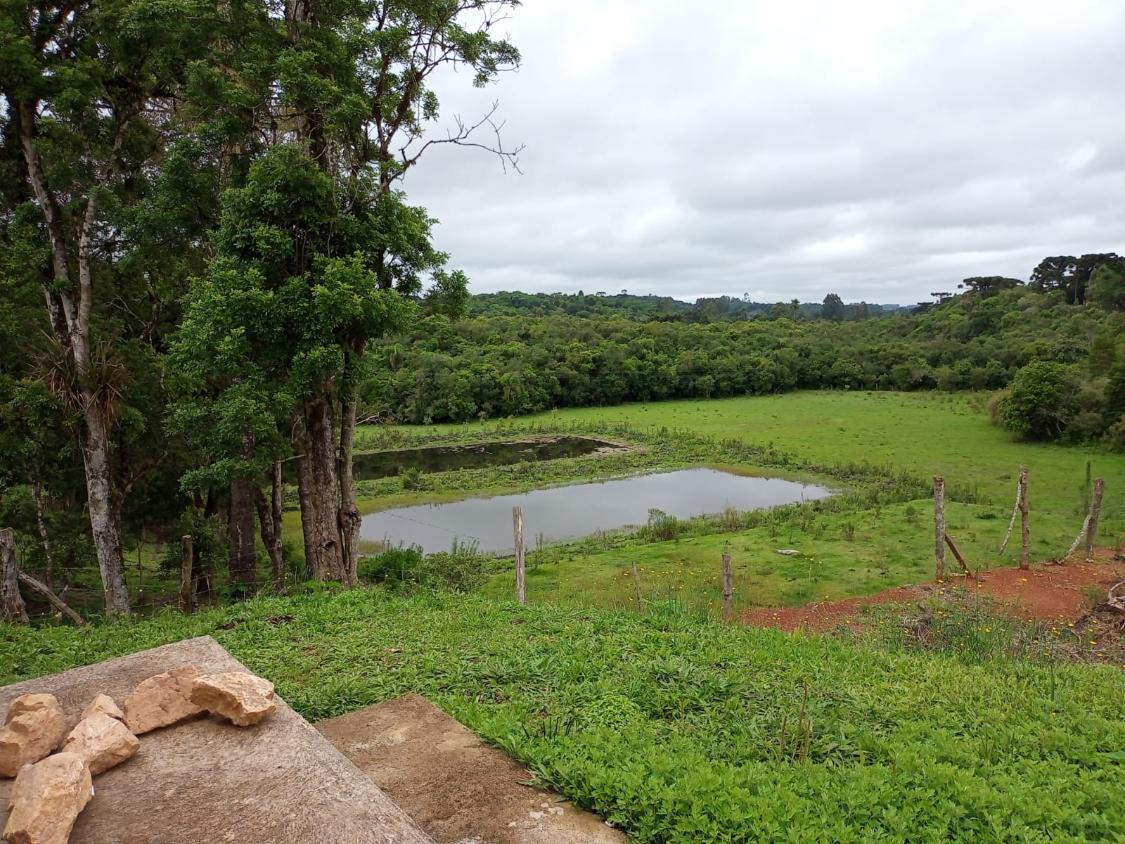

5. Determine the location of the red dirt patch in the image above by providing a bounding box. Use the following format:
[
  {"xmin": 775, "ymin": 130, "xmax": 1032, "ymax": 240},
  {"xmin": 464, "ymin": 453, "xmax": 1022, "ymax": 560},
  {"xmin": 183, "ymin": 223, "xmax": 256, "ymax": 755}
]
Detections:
[{"xmin": 743, "ymin": 550, "xmax": 1124, "ymax": 633}]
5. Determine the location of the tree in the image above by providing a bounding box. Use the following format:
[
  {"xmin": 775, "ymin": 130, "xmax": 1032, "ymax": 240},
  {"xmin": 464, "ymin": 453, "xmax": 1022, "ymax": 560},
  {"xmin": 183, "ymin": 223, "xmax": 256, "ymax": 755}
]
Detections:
[
  {"xmin": 958, "ymin": 277, "xmax": 1023, "ymax": 297},
  {"xmin": 1029, "ymin": 253, "xmax": 1120, "ymax": 305},
  {"xmin": 273, "ymin": 0, "xmax": 519, "ymax": 583},
  {"xmin": 821, "ymin": 293, "xmax": 844, "ymax": 321},
  {"xmin": 1029, "ymin": 256, "xmax": 1077, "ymax": 300},
  {"xmin": 169, "ymin": 0, "xmax": 521, "ymax": 586},
  {"xmin": 999, "ymin": 361, "xmax": 1080, "ymax": 441},
  {"xmin": 0, "ymin": 0, "xmax": 221, "ymax": 614},
  {"xmin": 1088, "ymin": 261, "xmax": 1125, "ymax": 312}
]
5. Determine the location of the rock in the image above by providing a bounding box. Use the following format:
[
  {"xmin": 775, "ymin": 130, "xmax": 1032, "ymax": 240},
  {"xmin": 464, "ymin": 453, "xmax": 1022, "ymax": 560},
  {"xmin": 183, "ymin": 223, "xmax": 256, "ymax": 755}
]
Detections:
[
  {"xmin": 123, "ymin": 665, "xmax": 204, "ymax": 735},
  {"xmin": 0, "ymin": 695, "xmax": 66, "ymax": 778},
  {"xmin": 2, "ymin": 752, "xmax": 92, "ymax": 844},
  {"xmin": 80, "ymin": 694, "xmax": 124, "ymax": 723},
  {"xmin": 190, "ymin": 672, "xmax": 277, "ymax": 727},
  {"xmin": 6, "ymin": 696, "xmax": 58, "ymax": 721},
  {"xmin": 62, "ymin": 712, "xmax": 140, "ymax": 775}
]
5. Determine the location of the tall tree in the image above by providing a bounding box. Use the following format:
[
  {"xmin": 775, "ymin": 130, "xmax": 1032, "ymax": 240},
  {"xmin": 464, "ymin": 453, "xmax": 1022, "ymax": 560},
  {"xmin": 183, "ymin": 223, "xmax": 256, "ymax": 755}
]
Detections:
[
  {"xmin": 258, "ymin": 0, "xmax": 519, "ymax": 583},
  {"xmin": 1088, "ymin": 261, "xmax": 1125, "ymax": 312},
  {"xmin": 957, "ymin": 276, "xmax": 1023, "ymax": 297},
  {"xmin": 0, "ymin": 0, "xmax": 221, "ymax": 613},
  {"xmin": 821, "ymin": 293, "xmax": 844, "ymax": 321}
]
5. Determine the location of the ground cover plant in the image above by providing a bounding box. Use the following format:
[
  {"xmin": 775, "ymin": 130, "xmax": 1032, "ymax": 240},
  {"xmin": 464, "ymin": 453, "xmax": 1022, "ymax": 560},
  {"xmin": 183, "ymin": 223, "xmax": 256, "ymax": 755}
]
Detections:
[{"xmin": 2, "ymin": 588, "xmax": 1122, "ymax": 842}]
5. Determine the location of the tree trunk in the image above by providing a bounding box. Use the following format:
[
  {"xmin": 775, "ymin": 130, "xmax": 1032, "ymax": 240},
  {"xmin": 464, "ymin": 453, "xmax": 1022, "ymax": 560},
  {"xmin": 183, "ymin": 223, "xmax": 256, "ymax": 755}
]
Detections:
[
  {"xmin": 179, "ymin": 534, "xmax": 194, "ymax": 614},
  {"xmin": 256, "ymin": 460, "xmax": 286, "ymax": 591},
  {"xmin": 300, "ymin": 396, "xmax": 346, "ymax": 581},
  {"xmin": 227, "ymin": 475, "xmax": 259, "ymax": 595},
  {"xmin": 17, "ymin": 101, "xmax": 130, "ymax": 617},
  {"xmin": 337, "ymin": 390, "xmax": 361, "ymax": 586},
  {"xmin": 295, "ymin": 450, "xmax": 317, "ymax": 579},
  {"xmin": 18, "ymin": 571, "xmax": 85, "ymax": 627},
  {"xmin": 79, "ymin": 408, "xmax": 131, "ymax": 615},
  {"xmin": 1, "ymin": 528, "xmax": 29, "ymax": 624},
  {"xmin": 32, "ymin": 478, "xmax": 57, "ymax": 590}
]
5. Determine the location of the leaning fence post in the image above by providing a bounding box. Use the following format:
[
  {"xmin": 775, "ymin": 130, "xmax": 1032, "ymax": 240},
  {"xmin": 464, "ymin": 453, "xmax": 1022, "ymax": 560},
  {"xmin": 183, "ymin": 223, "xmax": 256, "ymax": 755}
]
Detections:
[
  {"xmin": 179, "ymin": 534, "xmax": 194, "ymax": 614},
  {"xmin": 933, "ymin": 476, "xmax": 946, "ymax": 581},
  {"xmin": 722, "ymin": 549, "xmax": 733, "ymax": 617},
  {"xmin": 1085, "ymin": 478, "xmax": 1104, "ymax": 563},
  {"xmin": 513, "ymin": 506, "xmax": 526, "ymax": 605},
  {"xmin": 1018, "ymin": 469, "xmax": 1030, "ymax": 571},
  {"xmin": 1, "ymin": 528, "xmax": 28, "ymax": 624}
]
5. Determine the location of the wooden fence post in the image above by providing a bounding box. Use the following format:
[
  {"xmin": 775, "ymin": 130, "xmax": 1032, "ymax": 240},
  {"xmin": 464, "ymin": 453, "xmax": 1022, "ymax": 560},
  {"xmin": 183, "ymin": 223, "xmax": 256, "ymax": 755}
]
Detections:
[
  {"xmin": 722, "ymin": 549, "xmax": 733, "ymax": 618},
  {"xmin": 1018, "ymin": 468, "xmax": 1030, "ymax": 570},
  {"xmin": 0, "ymin": 528, "xmax": 28, "ymax": 624},
  {"xmin": 933, "ymin": 476, "xmax": 946, "ymax": 581},
  {"xmin": 631, "ymin": 562, "xmax": 643, "ymax": 602},
  {"xmin": 513, "ymin": 506, "xmax": 526, "ymax": 605},
  {"xmin": 1085, "ymin": 478, "xmax": 1104, "ymax": 563},
  {"xmin": 179, "ymin": 534, "xmax": 194, "ymax": 614}
]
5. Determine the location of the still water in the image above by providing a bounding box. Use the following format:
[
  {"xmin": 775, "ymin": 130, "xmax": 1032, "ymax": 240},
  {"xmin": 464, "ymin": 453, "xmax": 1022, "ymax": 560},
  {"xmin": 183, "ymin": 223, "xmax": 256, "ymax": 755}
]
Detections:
[
  {"xmin": 361, "ymin": 468, "xmax": 832, "ymax": 554},
  {"xmin": 353, "ymin": 436, "xmax": 617, "ymax": 480}
]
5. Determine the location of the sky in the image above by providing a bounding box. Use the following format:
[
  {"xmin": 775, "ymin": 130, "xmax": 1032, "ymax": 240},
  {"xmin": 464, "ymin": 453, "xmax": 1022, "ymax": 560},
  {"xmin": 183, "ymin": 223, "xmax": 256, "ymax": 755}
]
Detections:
[{"xmin": 403, "ymin": 0, "xmax": 1125, "ymax": 304}]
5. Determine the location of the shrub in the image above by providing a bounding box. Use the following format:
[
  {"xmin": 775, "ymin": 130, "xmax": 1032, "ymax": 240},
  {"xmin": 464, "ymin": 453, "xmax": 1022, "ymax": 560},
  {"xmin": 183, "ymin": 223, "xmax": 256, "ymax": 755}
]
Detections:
[
  {"xmin": 359, "ymin": 542, "xmax": 487, "ymax": 592},
  {"xmin": 998, "ymin": 361, "xmax": 1080, "ymax": 440},
  {"xmin": 359, "ymin": 546, "xmax": 424, "ymax": 585},
  {"xmin": 643, "ymin": 508, "xmax": 681, "ymax": 541}
]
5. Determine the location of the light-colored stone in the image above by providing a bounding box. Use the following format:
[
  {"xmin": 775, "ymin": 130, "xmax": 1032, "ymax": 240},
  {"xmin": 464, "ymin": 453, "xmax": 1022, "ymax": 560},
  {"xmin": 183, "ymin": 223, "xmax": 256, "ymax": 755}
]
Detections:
[
  {"xmin": 3, "ymin": 752, "xmax": 92, "ymax": 844},
  {"xmin": 0, "ymin": 695, "xmax": 66, "ymax": 778},
  {"xmin": 79, "ymin": 694, "xmax": 124, "ymax": 724},
  {"xmin": 62, "ymin": 712, "xmax": 139, "ymax": 775},
  {"xmin": 190, "ymin": 672, "xmax": 277, "ymax": 727},
  {"xmin": 123, "ymin": 665, "xmax": 203, "ymax": 735}
]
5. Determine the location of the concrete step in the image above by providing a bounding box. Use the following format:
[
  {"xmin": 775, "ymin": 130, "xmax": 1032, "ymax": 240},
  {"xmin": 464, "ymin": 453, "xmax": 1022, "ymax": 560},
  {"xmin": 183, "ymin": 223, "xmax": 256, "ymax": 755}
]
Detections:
[{"xmin": 317, "ymin": 694, "xmax": 626, "ymax": 844}]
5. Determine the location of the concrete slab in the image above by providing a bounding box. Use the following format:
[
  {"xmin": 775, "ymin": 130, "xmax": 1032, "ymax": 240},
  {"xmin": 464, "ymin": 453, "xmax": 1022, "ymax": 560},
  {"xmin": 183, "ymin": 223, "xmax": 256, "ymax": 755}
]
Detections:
[
  {"xmin": 0, "ymin": 636, "xmax": 432, "ymax": 844},
  {"xmin": 317, "ymin": 694, "xmax": 625, "ymax": 844}
]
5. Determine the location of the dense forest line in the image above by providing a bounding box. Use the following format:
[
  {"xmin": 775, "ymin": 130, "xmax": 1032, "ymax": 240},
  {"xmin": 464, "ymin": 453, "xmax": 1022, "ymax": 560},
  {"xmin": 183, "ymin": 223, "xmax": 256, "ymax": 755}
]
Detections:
[
  {"xmin": 363, "ymin": 275, "xmax": 1125, "ymax": 444},
  {"xmin": 466, "ymin": 290, "xmax": 909, "ymax": 321}
]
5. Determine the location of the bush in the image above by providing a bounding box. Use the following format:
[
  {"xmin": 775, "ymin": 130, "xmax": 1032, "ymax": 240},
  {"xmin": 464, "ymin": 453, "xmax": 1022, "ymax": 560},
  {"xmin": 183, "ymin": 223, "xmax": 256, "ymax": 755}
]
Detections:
[
  {"xmin": 359, "ymin": 546, "xmax": 423, "ymax": 585},
  {"xmin": 360, "ymin": 541, "xmax": 487, "ymax": 593},
  {"xmin": 1104, "ymin": 415, "xmax": 1125, "ymax": 452},
  {"xmin": 643, "ymin": 508, "xmax": 681, "ymax": 541},
  {"xmin": 998, "ymin": 361, "xmax": 1080, "ymax": 440}
]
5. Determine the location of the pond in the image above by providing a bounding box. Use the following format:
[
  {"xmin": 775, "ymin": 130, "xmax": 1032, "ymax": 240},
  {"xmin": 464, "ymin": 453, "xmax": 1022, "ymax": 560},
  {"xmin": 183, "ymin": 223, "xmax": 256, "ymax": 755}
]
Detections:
[
  {"xmin": 353, "ymin": 436, "xmax": 621, "ymax": 480},
  {"xmin": 361, "ymin": 468, "xmax": 833, "ymax": 554}
]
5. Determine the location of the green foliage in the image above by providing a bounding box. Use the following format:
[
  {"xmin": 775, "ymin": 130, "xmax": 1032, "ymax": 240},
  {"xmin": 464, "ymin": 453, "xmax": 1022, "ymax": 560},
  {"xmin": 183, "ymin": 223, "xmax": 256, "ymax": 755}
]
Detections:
[
  {"xmin": 358, "ymin": 546, "xmax": 424, "ymax": 585},
  {"xmin": 357, "ymin": 541, "xmax": 485, "ymax": 593},
  {"xmin": 1089, "ymin": 262, "xmax": 1125, "ymax": 312},
  {"xmin": 643, "ymin": 508, "xmax": 682, "ymax": 542},
  {"xmin": 999, "ymin": 361, "xmax": 1081, "ymax": 440},
  {"xmin": 362, "ymin": 286, "xmax": 1119, "ymax": 424},
  {"xmin": 2, "ymin": 590, "xmax": 1122, "ymax": 841}
]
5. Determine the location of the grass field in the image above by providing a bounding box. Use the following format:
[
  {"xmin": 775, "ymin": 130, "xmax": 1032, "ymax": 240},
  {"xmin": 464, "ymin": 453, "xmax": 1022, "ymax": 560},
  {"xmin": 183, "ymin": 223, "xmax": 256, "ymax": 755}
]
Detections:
[
  {"xmin": 3, "ymin": 588, "xmax": 1122, "ymax": 842},
  {"xmin": 358, "ymin": 391, "xmax": 1125, "ymax": 611}
]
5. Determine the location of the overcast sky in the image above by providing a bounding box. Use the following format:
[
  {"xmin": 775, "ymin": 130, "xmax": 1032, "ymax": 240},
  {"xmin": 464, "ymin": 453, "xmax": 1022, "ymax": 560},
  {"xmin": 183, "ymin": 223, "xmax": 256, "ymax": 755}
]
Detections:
[{"xmin": 403, "ymin": 0, "xmax": 1125, "ymax": 304}]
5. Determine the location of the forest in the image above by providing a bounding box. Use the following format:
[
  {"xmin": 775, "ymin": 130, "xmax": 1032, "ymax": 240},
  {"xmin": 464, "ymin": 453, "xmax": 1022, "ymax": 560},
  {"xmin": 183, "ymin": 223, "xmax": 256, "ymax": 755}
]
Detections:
[{"xmin": 365, "ymin": 271, "xmax": 1125, "ymax": 434}]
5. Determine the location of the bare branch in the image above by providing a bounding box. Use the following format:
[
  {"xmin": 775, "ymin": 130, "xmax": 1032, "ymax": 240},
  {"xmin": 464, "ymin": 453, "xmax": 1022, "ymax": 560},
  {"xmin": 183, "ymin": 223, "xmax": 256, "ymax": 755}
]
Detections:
[{"xmin": 400, "ymin": 100, "xmax": 524, "ymax": 177}]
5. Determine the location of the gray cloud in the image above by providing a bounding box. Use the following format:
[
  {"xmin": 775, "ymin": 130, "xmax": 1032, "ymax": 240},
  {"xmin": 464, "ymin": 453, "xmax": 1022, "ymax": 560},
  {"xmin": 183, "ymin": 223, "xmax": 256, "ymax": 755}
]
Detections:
[{"xmin": 403, "ymin": 0, "xmax": 1125, "ymax": 303}]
